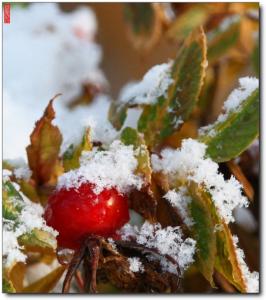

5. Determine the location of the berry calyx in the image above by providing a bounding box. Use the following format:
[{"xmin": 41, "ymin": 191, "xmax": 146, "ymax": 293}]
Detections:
[{"xmin": 44, "ymin": 183, "xmax": 130, "ymax": 249}]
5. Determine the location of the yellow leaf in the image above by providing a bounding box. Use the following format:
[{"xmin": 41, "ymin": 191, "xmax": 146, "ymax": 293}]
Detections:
[{"xmin": 23, "ymin": 266, "xmax": 66, "ymax": 293}]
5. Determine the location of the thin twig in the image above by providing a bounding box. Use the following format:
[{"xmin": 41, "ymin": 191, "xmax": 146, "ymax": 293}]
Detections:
[
  {"xmin": 75, "ymin": 270, "xmax": 85, "ymax": 292},
  {"xmin": 227, "ymin": 160, "xmax": 254, "ymax": 201},
  {"xmin": 62, "ymin": 245, "xmax": 86, "ymax": 293},
  {"xmin": 82, "ymin": 236, "xmax": 103, "ymax": 293}
]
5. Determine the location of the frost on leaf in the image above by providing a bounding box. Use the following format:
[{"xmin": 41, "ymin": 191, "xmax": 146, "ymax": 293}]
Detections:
[
  {"xmin": 109, "ymin": 62, "xmax": 173, "ymax": 130},
  {"xmin": 3, "ymin": 178, "xmax": 58, "ymax": 268},
  {"xmin": 2, "ymin": 177, "xmax": 58, "ymax": 292},
  {"xmin": 199, "ymin": 77, "xmax": 259, "ymax": 162},
  {"xmin": 152, "ymin": 138, "xmax": 248, "ymax": 224},
  {"xmin": 151, "ymin": 139, "xmax": 255, "ymax": 289},
  {"xmin": 232, "ymin": 236, "xmax": 259, "ymax": 293},
  {"xmin": 109, "ymin": 27, "xmax": 207, "ymax": 149},
  {"xmin": 214, "ymin": 221, "xmax": 257, "ymax": 292},
  {"xmin": 137, "ymin": 26, "xmax": 207, "ymax": 147}
]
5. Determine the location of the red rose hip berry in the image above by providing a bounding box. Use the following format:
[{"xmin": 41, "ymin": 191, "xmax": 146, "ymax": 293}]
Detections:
[{"xmin": 44, "ymin": 183, "xmax": 130, "ymax": 249}]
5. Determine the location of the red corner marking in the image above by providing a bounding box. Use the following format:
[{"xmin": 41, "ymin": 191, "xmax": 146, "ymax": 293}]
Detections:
[{"xmin": 4, "ymin": 3, "xmax": 11, "ymax": 24}]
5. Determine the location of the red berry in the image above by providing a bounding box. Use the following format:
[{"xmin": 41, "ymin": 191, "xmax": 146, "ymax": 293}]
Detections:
[{"xmin": 44, "ymin": 183, "xmax": 130, "ymax": 249}]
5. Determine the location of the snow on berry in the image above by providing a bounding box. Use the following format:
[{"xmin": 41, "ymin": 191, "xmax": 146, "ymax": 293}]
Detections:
[
  {"xmin": 119, "ymin": 221, "xmax": 196, "ymax": 275},
  {"xmin": 57, "ymin": 140, "xmax": 143, "ymax": 195},
  {"xmin": 128, "ymin": 257, "xmax": 144, "ymax": 273},
  {"xmin": 199, "ymin": 77, "xmax": 258, "ymax": 137},
  {"xmin": 152, "ymin": 138, "xmax": 249, "ymax": 224},
  {"xmin": 232, "ymin": 235, "xmax": 259, "ymax": 293},
  {"xmin": 118, "ymin": 62, "xmax": 174, "ymax": 105}
]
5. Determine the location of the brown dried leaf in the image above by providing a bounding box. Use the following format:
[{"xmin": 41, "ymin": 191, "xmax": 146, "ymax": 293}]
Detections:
[{"xmin": 26, "ymin": 95, "xmax": 63, "ymax": 186}]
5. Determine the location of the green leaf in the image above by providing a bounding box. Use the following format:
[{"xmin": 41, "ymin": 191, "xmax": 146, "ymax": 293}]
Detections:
[
  {"xmin": 121, "ymin": 127, "xmax": 151, "ymax": 185},
  {"xmin": 3, "ymin": 181, "xmax": 24, "ymax": 221},
  {"xmin": 63, "ymin": 128, "xmax": 92, "ymax": 171},
  {"xmin": 215, "ymin": 222, "xmax": 247, "ymax": 292},
  {"xmin": 199, "ymin": 88, "xmax": 259, "ymax": 162},
  {"xmin": 3, "ymin": 275, "xmax": 16, "ymax": 293},
  {"xmin": 252, "ymin": 41, "xmax": 259, "ymax": 76},
  {"xmin": 138, "ymin": 27, "xmax": 207, "ymax": 147},
  {"xmin": 124, "ymin": 3, "xmax": 154, "ymax": 35},
  {"xmin": 207, "ymin": 14, "xmax": 241, "ymax": 64},
  {"xmin": 167, "ymin": 7, "xmax": 208, "ymax": 41},
  {"xmin": 18, "ymin": 228, "xmax": 57, "ymax": 255},
  {"xmin": 187, "ymin": 184, "xmax": 216, "ymax": 287},
  {"xmin": 23, "ymin": 266, "xmax": 66, "ymax": 293}
]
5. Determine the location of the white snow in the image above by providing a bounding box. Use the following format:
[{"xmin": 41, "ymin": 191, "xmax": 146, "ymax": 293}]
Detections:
[
  {"xmin": 57, "ymin": 140, "xmax": 143, "ymax": 195},
  {"xmin": 3, "ymin": 3, "xmax": 107, "ymax": 160},
  {"xmin": 55, "ymin": 95, "xmax": 118, "ymax": 154},
  {"xmin": 163, "ymin": 187, "xmax": 194, "ymax": 227},
  {"xmin": 14, "ymin": 166, "xmax": 32, "ymax": 181},
  {"xmin": 199, "ymin": 77, "xmax": 259, "ymax": 137},
  {"xmin": 119, "ymin": 221, "xmax": 196, "ymax": 275},
  {"xmin": 3, "ymin": 182, "xmax": 58, "ymax": 267},
  {"xmin": 118, "ymin": 62, "xmax": 174, "ymax": 105},
  {"xmin": 3, "ymin": 169, "xmax": 12, "ymax": 183},
  {"xmin": 232, "ymin": 236, "xmax": 259, "ymax": 293},
  {"xmin": 223, "ymin": 77, "xmax": 258, "ymax": 113},
  {"xmin": 128, "ymin": 257, "xmax": 144, "ymax": 273},
  {"xmin": 152, "ymin": 138, "xmax": 249, "ymax": 224}
]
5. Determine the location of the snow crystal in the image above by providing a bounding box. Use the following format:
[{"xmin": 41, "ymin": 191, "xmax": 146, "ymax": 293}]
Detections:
[
  {"xmin": 118, "ymin": 62, "xmax": 174, "ymax": 105},
  {"xmin": 128, "ymin": 257, "xmax": 144, "ymax": 273},
  {"xmin": 164, "ymin": 187, "xmax": 194, "ymax": 227},
  {"xmin": 107, "ymin": 238, "xmax": 118, "ymax": 252},
  {"xmin": 152, "ymin": 139, "xmax": 249, "ymax": 224},
  {"xmin": 57, "ymin": 140, "xmax": 143, "ymax": 194},
  {"xmin": 232, "ymin": 236, "xmax": 259, "ymax": 293},
  {"xmin": 119, "ymin": 221, "xmax": 196, "ymax": 275},
  {"xmin": 3, "ymin": 185, "xmax": 58, "ymax": 267},
  {"xmin": 14, "ymin": 166, "xmax": 32, "ymax": 181},
  {"xmin": 3, "ymin": 3, "xmax": 107, "ymax": 160},
  {"xmin": 3, "ymin": 169, "xmax": 12, "ymax": 183},
  {"xmin": 3, "ymin": 229, "xmax": 27, "ymax": 267},
  {"xmin": 199, "ymin": 77, "xmax": 259, "ymax": 137},
  {"xmin": 223, "ymin": 77, "xmax": 258, "ymax": 113}
]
